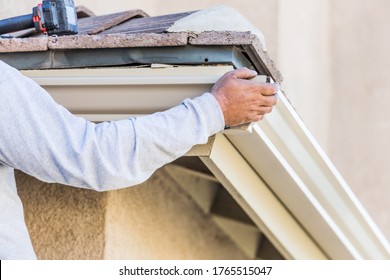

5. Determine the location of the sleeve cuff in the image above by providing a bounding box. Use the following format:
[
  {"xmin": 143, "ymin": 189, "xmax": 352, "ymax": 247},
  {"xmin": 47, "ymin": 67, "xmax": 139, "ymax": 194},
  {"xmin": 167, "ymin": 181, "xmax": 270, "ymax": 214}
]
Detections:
[{"xmin": 191, "ymin": 92, "xmax": 225, "ymax": 135}]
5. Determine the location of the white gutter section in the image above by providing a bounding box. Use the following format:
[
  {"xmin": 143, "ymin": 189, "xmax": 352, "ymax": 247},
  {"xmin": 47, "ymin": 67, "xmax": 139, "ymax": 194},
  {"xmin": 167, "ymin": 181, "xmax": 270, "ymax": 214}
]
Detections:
[
  {"xmin": 23, "ymin": 66, "xmax": 234, "ymax": 117},
  {"xmin": 22, "ymin": 66, "xmax": 390, "ymax": 259},
  {"xmin": 227, "ymin": 91, "xmax": 390, "ymax": 259}
]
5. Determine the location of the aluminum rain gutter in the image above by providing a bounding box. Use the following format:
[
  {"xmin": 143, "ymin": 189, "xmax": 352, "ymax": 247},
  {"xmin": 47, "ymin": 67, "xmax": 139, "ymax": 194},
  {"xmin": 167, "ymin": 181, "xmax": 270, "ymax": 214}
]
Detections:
[
  {"xmin": 22, "ymin": 66, "xmax": 390, "ymax": 259},
  {"xmin": 225, "ymin": 91, "xmax": 390, "ymax": 259},
  {"xmin": 22, "ymin": 66, "xmax": 234, "ymax": 120}
]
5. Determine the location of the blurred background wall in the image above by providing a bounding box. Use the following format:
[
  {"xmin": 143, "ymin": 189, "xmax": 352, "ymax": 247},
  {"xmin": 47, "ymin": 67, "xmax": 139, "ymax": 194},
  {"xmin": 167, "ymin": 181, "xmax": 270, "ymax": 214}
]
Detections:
[{"xmin": 2, "ymin": 0, "xmax": 389, "ymax": 251}]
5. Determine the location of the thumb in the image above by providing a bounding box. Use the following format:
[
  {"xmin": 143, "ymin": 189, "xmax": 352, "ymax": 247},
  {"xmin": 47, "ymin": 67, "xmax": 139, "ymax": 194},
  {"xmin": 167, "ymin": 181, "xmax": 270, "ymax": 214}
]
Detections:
[{"xmin": 230, "ymin": 67, "xmax": 258, "ymax": 80}]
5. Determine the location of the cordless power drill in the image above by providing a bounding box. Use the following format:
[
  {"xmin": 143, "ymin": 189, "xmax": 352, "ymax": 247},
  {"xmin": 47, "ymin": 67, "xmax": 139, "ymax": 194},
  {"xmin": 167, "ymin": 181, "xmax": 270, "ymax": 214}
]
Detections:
[{"xmin": 0, "ymin": 0, "xmax": 78, "ymax": 36}]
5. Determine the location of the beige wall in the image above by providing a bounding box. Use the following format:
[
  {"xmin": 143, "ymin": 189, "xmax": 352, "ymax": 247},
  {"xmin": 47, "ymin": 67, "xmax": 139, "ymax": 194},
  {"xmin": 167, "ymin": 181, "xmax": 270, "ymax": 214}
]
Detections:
[
  {"xmin": 15, "ymin": 171, "xmax": 106, "ymax": 259},
  {"xmin": 328, "ymin": 0, "xmax": 390, "ymax": 236},
  {"xmin": 277, "ymin": 0, "xmax": 331, "ymax": 146},
  {"xmin": 104, "ymin": 169, "xmax": 246, "ymax": 259},
  {"xmin": 16, "ymin": 169, "xmax": 246, "ymax": 260},
  {"xmin": 2, "ymin": 0, "xmax": 390, "ymax": 254}
]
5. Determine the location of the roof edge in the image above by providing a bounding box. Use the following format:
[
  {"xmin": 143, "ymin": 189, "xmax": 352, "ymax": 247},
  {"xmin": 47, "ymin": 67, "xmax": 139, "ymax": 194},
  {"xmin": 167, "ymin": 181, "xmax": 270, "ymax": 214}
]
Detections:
[
  {"xmin": 167, "ymin": 5, "xmax": 267, "ymax": 51},
  {"xmin": 0, "ymin": 37, "xmax": 48, "ymax": 53}
]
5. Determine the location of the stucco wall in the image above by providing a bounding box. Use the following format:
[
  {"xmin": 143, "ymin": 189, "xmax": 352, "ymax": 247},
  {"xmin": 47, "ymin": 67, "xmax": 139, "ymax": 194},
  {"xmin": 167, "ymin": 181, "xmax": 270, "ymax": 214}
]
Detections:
[
  {"xmin": 328, "ymin": 0, "xmax": 390, "ymax": 236},
  {"xmin": 104, "ymin": 168, "xmax": 246, "ymax": 260},
  {"xmin": 16, "ymin": 168, "xmax": 246, "ymax": 260},
  {"xmin": 15, "ymin": 171, "xmax": 107, "ymax": 259}
]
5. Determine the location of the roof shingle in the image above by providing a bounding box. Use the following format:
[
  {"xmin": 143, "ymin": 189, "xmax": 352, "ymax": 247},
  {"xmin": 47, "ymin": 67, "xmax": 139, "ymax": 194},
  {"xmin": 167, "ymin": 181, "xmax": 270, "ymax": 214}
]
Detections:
[{"xmin": 0, "ymin": 7, "xmax": 282, "ymax": 82}]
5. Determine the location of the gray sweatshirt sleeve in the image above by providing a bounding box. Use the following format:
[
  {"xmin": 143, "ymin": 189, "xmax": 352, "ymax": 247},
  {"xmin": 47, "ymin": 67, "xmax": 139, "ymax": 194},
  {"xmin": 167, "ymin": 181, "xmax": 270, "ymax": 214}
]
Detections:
[{"xmin": 0, "ymin": 61, "xmax": 225, "ymax": 191}]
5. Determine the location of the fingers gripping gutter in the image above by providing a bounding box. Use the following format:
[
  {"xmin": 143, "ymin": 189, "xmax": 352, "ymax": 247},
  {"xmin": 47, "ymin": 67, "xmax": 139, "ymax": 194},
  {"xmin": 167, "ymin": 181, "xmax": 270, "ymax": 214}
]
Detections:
[{"xmin": 211, "ymin": 67, "xmax": 279, "ymax": 127}]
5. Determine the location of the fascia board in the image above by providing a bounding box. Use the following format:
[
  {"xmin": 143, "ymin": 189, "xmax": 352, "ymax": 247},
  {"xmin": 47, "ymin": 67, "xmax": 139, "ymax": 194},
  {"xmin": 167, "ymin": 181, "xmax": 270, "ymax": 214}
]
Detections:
[{"xmin": 226, "ymin": 92, "xmax": 390, "ymax": 259}]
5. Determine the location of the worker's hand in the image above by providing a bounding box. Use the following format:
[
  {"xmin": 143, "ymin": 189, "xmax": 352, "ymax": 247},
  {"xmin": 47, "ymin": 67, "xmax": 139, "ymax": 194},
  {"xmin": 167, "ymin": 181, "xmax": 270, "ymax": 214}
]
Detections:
[{"xmin": 211, "ymin": 68, "xmax": 279, "ymax": 127}]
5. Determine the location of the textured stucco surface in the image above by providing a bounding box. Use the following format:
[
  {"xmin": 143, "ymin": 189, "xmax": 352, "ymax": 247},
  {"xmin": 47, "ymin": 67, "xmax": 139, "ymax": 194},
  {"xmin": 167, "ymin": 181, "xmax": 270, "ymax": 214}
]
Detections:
[
  {"xmin": 15, "ymin": 171, "xmax": 107, "ymax": 260},
  {"xmin": 104, "ymin": 168, "xmax": 246, "ymax": 259},
  {"xmin": 328, "ymin": 0, "xmax": 390, "ymax": 239},
  {"xmin": 16, "ymin": 168, "xmax": 246, "ymax": 260}
]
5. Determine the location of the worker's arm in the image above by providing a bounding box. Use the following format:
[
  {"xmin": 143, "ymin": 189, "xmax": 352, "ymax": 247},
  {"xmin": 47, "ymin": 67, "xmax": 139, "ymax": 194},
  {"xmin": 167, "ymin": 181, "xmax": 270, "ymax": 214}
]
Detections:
[{"xmin": 0, "ymin": 61, "xmax": 277, "ymax": 191}]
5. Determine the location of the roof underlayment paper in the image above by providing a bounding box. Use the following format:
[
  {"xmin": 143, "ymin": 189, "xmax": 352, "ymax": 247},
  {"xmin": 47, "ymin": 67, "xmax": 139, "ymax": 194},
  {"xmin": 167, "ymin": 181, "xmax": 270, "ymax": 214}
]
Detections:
[{"xmin": 167, "ymin": 5, "xmax": 267, "ymax": 51}]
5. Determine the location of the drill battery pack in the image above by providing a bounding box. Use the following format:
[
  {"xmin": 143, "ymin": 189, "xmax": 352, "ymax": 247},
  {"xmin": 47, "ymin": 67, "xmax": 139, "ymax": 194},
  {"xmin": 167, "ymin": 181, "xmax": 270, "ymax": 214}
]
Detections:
[{"xmin": 33, "ymin": 0, "xmax": 78, "ymax": 35}]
